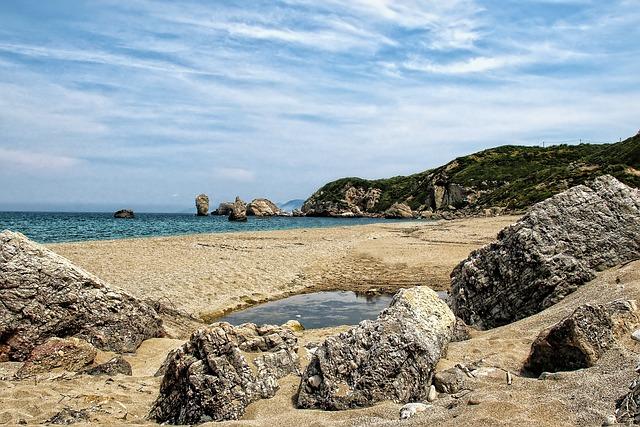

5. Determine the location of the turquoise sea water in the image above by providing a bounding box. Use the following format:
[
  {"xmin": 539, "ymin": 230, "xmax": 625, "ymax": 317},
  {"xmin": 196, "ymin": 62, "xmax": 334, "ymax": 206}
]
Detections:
[{"xmin": 0, "ymin": 212, "xmax": 410, "ymax": 244}]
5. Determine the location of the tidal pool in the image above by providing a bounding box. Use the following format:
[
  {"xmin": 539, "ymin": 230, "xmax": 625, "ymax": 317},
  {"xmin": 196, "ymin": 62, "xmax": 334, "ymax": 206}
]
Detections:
[{"xmin": 218, "ymin": 290, "xmax": 448, "ymax": 329}]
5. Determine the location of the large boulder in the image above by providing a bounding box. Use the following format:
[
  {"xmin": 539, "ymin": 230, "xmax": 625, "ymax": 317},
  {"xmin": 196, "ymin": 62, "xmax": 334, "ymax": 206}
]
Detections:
[
  {"xmin": 384, "ymin": 202, "xmax": 414, "ymax": 219},
  {"xmin": 246, "ymin": 198, "xmax": 284, "ymax": 217},
  {"xmin": 228, "ymin": 196, "xmax": 247, "ymax": 222},
  {"xmin": 195, "ymin": 194, "xmax": 209, "ymax": 216},
  {"xmin": 296, "ymin": 287, "xmax": 455, "ymax": 410},
  {"xmin": 0, "ymin": 231, "xmax": 164, "ymax": 361},
  {"xmin": 149, "ymin": 322, "xmax": 299, "ymax": 424},
  {"xmin": 113, "ymin": 209, "xmax": 134, "ymax": 219},
  {"xmin": 16, "ymin": 337, "xmax": 97, "ymax": 377},
  {"xmin": 450, "ymin": 176, "xmax": 640, "ymax": 329},
  {"xmin": 524, "ymin": 300, "xmax": 638, "ymax": 375}
]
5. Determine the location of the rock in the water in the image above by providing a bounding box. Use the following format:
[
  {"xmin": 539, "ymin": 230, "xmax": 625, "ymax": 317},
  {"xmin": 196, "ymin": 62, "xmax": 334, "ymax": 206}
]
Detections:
[
  {"xmin": 228, "ymin": 196, "xmax": 247, "ymax": 222},
  {"xmin": 214, "ymin": 202, "xmax": 234, "ymax": 216},
  {"xmin": 82, "ymin": 356, "xmax": 132, "ymax": 376},
  {"xmin": 524, "ymin": 300, "xmax": 638, "ymax": 375},
  {"xmin": 195, "ymin": 194, "xmax": 209, "ymax": 216},
  {"xmin": 296, "ymin": 287, "xmax": 455, "ymax": 410},
  {"xmin": 616, "ymin": 375, "xmax": 640, "ymax": 424},
  {"xmin": 450, "ymin": 175, "xmax": 640, "ymax": 329},
  {"xmin": 384, "ymin": 202, "xmax": 414, "ymax": 219},
  {"xmin": 149, "ymin": 322, "xmax": 299, "ymax": 424},
  {"xmin": 246, "ymin": 198, "xmax": 284, "ymax": 216},
  {"xmin": 16, "ymin": 337, "xmax": 97, "ymax": 377},
  {"xmin": 0, "ymin": 230, "xmax": 164, "ymax": 361},
  {"xmin": 113, "ymin": 209, "xmax": 134, "ymax": 219}
]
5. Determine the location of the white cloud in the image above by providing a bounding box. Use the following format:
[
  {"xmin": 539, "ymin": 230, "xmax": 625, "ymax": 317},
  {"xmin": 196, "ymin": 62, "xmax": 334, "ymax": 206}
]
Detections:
[{"xmin": 0, "ymin": 148, "xmax": 82, "ymax": 172}]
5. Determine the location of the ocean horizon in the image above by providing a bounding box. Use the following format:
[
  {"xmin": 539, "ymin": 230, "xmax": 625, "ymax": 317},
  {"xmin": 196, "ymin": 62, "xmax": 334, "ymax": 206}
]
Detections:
[{"xmin": 0, "ymin": 211, "xmax": 410, "ymax": 244}]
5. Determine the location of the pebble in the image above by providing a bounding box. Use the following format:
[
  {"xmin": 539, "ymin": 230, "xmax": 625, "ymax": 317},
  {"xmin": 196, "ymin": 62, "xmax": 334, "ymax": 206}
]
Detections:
[
  {"xmin": 602, "ymin": 414, "xmax": 617, "ymax": 425},
  {"xmin": 308, "ymin": 375, "xmax": 321, "ymax": 388},
  {"xmin": 468, "ymin": 396, "xmax": 481, "ymax": 405},
  {"xmin": 631, "ymin": 329, "xmax": 640, "ymax": 342},
  {"xmin": 399, "ymin": 403, "xmax": 430, "ymax": 419},
  {"xmin": 427, "ymin": 384, "xmax": 437, "ymax": 402}
]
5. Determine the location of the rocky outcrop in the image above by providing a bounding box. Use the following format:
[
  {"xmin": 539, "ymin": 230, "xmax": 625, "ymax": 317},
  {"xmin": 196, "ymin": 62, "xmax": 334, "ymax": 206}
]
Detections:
[
  {"xmin": 296, "ymin": 287, "xmax": 455, "ymax": 410},
  {"xmin": 616, "ymin": 373, "xmax": 640, "ymax": 424},
  {"xmin": 149, "ymin": 322, "xmax": 299, "ymax": 424},
  {"xmin": 302, "ymin": 185, "xmax": 382, "ymax": 217},
  {"xmin": 228, "ymin": 196, "xmax": 247, "ymax": 222},
  {"xmin": 82, "ymin": 356, "xmax": 132, "ymax": 376},
  {"xmin": 214, "ymin": 202, "xmax": 234, "ymax": 216},
  {"xmin": 450, "ymin": 176, "xmax": 640, "ymax": 329},
  {"xmin": 16, "ymin": 337, "xmax": 97, "ymax": 377},
  {"xmin": 246, "ymin": 198, "xmax": 285, "ymax": 216},
  {"xmin": 113, "ymin": 209, "xmax": 134, "ymax": 219},
  {"xmin": 384, "ymin": 202, "xmax": 414, "ymax": 219},
  {"xmin": 0, "ymin": 231, "xmax": 164, "ymax": 361},
  {"xmin": 524, "ymin": 300, "xmax": 638, "ymax": 375},
  {"xmin": 195, "ymin": 194, "xmax": 209, "ymax": 216}
]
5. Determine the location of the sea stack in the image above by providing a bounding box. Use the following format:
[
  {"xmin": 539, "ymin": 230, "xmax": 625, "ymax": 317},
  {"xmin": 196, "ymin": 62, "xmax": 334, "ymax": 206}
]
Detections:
[
  {"xmin": 195, "ymin": 194, "xmax": 210, "ymax": 216},
  {"xmin": 114, "ymin": 209, "xmax": 134, "ymax": 219},
  {"xmin": 228, "ymin": 196, "xmax": 247, "ymax": 222}
]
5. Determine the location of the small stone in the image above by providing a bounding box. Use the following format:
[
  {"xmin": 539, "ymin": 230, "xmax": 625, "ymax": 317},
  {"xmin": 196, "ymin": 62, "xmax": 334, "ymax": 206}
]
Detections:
[
  {"xmin": 282, "ymin": 320, "xmax": 305, "ymax": 332},
  {"xmin": 427, "ymin": 384, "xmax": 437, "ymax": 402},
  {"xmin": 602, "ymin": 414, "xmax": 617, "ymax": 426},
  {"xmin": 308, "ymin": 375, "xmax": 321, "ymax": 388},
  {"xmin": 631, "ymin": 329, "xmax": 640, "ymax": 342},
  {"xmin": 468, "ymin": 396, "xmax": 481, "ymax": 405},
  {"xmin": 399, "ymin": 403, "xmax": 430, "ymax": 419}
]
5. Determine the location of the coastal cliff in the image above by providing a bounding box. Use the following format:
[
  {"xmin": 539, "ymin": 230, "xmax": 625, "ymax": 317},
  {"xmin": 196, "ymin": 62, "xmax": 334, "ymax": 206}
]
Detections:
[{"xmin": 302, "ymin": 134, "xmax": 640, "ymax": 217}]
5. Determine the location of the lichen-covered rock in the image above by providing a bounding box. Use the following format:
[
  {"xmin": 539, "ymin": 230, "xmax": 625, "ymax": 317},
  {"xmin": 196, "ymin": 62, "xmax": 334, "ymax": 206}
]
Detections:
[
  {"xmin": 149, "ymin": 322, "xmax": 299, "ymax": 424},
  {"xmin": 296, "ymin": 287, "xmax": 455, "ymax": 410},
  {"xmin": 82, "ymin": 356, "xmax": 132, "ymax": 376},
  {"xmin": 195, "ymin": 194, "xmax": 209, "ymax": 216},
  {"xmin": 0, "ymin": 231, "xmax": 164, "ymax": 361},
  {"xmin": 246, "ymin": 198, "xmax": 284, "ymax": 216},
  {"xmin": 16, "ymin": 337, "xmax": 97, "ymax": 377},
  {"xmin": 228, "ymin": 196, "xmax": 247, "ymax": 222},
  {"xmin": 450, "ymin": 176, "xmax": 640, "ymax": 329},
  {"xmin": 113, "ymin": 209, "xmax": 134, "ymax": 219},
  {"xmin": 524, "ymin": 300, "xmax": 638, "ymax": 375},
  {"xmin": 384, "ymin": 203, "xmax": 414, "ymax": 219}
]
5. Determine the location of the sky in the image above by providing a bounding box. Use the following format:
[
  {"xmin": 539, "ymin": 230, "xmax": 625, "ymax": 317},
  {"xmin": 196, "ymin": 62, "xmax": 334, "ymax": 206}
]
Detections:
[{"xmin": 0, "ymin": 0, "xmax": 639, "ymax": 212}]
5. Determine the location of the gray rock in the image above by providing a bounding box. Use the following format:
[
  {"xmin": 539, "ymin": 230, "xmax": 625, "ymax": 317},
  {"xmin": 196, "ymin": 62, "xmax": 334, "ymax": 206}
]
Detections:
[
  {"xmin": 46, "ymin": 408, "xmax": 90, "ymax": 425},
  {"xmin": 450, "ymin": 175, "xmax": 640, "ymax": 329},
  {"xmin": 0, "ymin": 231, "xmax": 164, "ymax": 361},
  {"xmin": 296, "ymin": 287, "xmax": 455, "ymax": 410},
  {"xmin": 195, "ymin": 194, "xmax": 209, "ymax": 216},
  {"xmin": 434, "ymin": 366, "xmax": 467, "ymax": 394},
  {"xmin": 524, "ymin": 300, "xmax": 638, "ymax": 375},
  {"xmin": 616, "ymin": 375, "xmax": 640, "ymax": 424},
  {"xmin": 631, "ymin": 329, "xmax": 640, "ymax": 342},
  {"xmin": 149, "ymin": 322, "xmax": 299, "ymax": 424},
  {"xmin": 82, "ymin": 356, "xmax": 132, "ymax": 376},
  {"xmin": 228, "ymin": 196, "xmax": 247, "ymax": 222},
  {"xmin": 113, "ymin": 209, "xmax": 134, "ymax": 219}
]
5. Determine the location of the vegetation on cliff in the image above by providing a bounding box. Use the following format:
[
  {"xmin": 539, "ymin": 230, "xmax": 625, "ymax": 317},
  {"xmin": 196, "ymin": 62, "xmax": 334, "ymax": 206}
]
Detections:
[{"xmin": 302, "ymin": 133, "xmax": 640, "ymax": 215}]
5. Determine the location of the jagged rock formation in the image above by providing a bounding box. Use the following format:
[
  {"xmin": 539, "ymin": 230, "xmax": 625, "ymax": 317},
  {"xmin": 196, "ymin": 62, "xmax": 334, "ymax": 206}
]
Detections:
[
  {"xmin": 113, "ymin": 209, "xmax": 134, "ymax": 219},
  {"xmin": 246, "ymin": 198, "xmax": 285, "ymax": 216},
  {"xmin": 296, "ymin": 287, "xmax": 455, "ymax": 410},
  {"xmin": 195, "ymin": 194, "xmax": 209, "ymax": 216},
  {"xmin": 524, "ymin": 300, "xmax": 638, "ymax": 375},
  {"xmin": 16, "ymin": 337, "xmax": 97, "ymax": 377},
  {"xmin": 228, "ymin": 196, "xmax": 247, "ymax": 222},
  {"xmin": 301, "ymin": 134, "xmax": 640, "ymax": 217},
  {"xmin": 0, "ymin": 231, "xmax": 164, "ymax": 361},
  {"xmin": 149, "ymin": 322, "xmax": 299, "ymax": 424},
  {"xmin": 617, "ymin": 374, "xmax": 640, "ymax": 424},
  {"xmin": 384, "ymin": 202, "xmax": 414, "ymax": 219},
  {"xmin": 450, "ymin": 176, "xmax": 640, "ymax": 329},
  {"xmin": 213, "ymin": 201, "xmax": 234, "ymax": 216}
]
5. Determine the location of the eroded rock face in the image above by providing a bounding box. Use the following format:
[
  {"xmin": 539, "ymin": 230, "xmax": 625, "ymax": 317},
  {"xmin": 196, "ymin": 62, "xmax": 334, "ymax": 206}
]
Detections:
[
  {"xmin": 296, "ymin": 287, "xmax": 455, "ymax": 410},
  {"xmin": 16, "ymin": 337, "xmax": 97, "ymax": 377},
  {"xmin": 214, "ymin": 202, "xmax": 234, "ymax": 216},
  {"xmin": 450, "ymin": 176, "xmax": 640, "ymax": 329},
  {"xmin": 246, "ymin": 198, "xmax": 284, "ymax": 216},
  {"xmin": 195, "ymin": 194, "xmax": 209, "ymax": 216},
  {"xmin": 524, "ymin": 300, "xmax": 638, "ymax": 375},
  {"xmin": 0, "ymin": 231, "xmax": 164, "ymax": 361},
  {"xmin": 113, "ymin": 209, "xmax": 134, "ymax": 219},
  {"xmin": 384, "ymin": 202, "xmax": 414, "ymax": 219},
  {"xmin": 302, "ymin": 185, "xmax": 382, "ymax": 217},
  {"xmin": 228, "ymin": 196, "xmax": 247, "ymax": 222},
  {"xmin": 149, "ymin": 322, "xmax": 299, "ymax": 424}
]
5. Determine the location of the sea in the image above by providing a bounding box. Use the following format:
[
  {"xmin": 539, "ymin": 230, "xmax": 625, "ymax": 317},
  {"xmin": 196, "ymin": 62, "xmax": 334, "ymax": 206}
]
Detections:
[{"xmin": 0, "ymin": 212, "xmax": 409, "ymax": 244}]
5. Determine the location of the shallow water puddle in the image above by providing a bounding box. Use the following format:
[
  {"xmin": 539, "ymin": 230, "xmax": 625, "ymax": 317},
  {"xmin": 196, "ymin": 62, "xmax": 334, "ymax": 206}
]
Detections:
[{"xmin": 218, "ymin": 290, "xmax": 448, "ymax": 329}]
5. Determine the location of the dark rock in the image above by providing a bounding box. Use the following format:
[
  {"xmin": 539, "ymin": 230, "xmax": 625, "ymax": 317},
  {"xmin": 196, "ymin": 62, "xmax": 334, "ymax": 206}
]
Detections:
[
  {"xmin": 214, "ymin": 202, "xmax": 234, "ymax": 216},
  {"xmin": 616, "ymin": 375, "xmax": 640, "ymax": 424},
  {"xmin": 16, "ymin": 337, "xmax": 97, "ymax": 377},
  {"xmin": 228, "ymin": 196, "xmax": 247, "ymax": 222},
  {"xmin": 46, "ymin": 408, "xmax": 90, "ymax": 425},
  {"xmin": 524, "ymin": 300, "xmax": 638, "ymax": 375},
  {"xmin": 113, "ymin": 209, "xmax": 134, "ymax": 219},
  {"xmin": 292, "ymin": 209, "xmax": 305, "ymax": 217},
  {"xmin": 195, "ymin": 194, "xmax": 209, "ymax": 216},
  {"xmin": 0, "ymin": 231, "xmax": 164, "ymax": 361},
  {"xmin": 296, "ymin": 287, "xmax": 455, "ymax": 410},
  {"xmin": 82, "ymin": 356, "xmax": 132, "ymax": 376},
  {"xmin": 451, "ymin": 317, "xmax": 471, "ymax": 342},
  {"xmin": 149, "ymin": 322, "xmax": 299, "ymax": 424},
  {"xmin": 450, "ymin": 176, "xmax": 640, "ymax": 329}
]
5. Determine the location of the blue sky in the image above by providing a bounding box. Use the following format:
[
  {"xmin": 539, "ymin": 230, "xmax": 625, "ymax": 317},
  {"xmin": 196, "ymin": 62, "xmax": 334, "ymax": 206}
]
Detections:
[{"xmin": 0, "ymin": 0, "xmax": 638, "ymax": 212}]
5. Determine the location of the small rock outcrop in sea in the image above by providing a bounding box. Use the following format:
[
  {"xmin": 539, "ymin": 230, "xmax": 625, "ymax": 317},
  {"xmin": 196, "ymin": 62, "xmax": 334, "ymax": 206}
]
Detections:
[
  {"xmin": 384, "ymin": 202, "xmax": 414, "ymax": 219},
  {"xmin": 524, "ymin": 300, "xmax": 638, "ymax": 375},
  {"xmin": 214, "ymin": 201, "xmax": 234, "ymax": 215},
  {"xmin": 195, "ymin": 194, "xmax": 209, "ymax": 216},
  {"xmin": 228, "ymin": 196, "xmax": 247, "ymax": 222},
  {"xmin": 296, "ymin": 287, "xmax": 455, "ymax": 410},
  {"xmin": 113, "ymin": 209, "xmax": 134, "ymax": 218},
  {"xmin": 450, "ymin": 175, "xmax": 640, "ymax": 329},
  {"xmin": 16, "ymin": 337, "xmax": 97, "ymax": 377},
  {"xmin": 149, "ymin": 322, "xmax": 299, "ymax": 424},
  {"xmin": 246, "ymin": 198, "xmax": 285, "ymax": 216},
  {"xmin": 0, "ymin": 230, "xmax": 164, "ymax": 361}
]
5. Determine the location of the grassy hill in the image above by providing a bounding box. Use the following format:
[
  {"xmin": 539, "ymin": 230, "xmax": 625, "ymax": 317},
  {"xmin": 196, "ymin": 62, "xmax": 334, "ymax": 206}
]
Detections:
[{"xmin": 302, "ymin": 133, "xmax": 640, "ymax": 215}]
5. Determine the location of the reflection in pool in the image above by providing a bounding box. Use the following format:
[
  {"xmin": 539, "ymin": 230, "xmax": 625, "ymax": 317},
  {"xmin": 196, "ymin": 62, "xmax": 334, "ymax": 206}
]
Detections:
[{"xmin": 217, "ymin": 290, "xmax": 448, "ymax": 329}]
